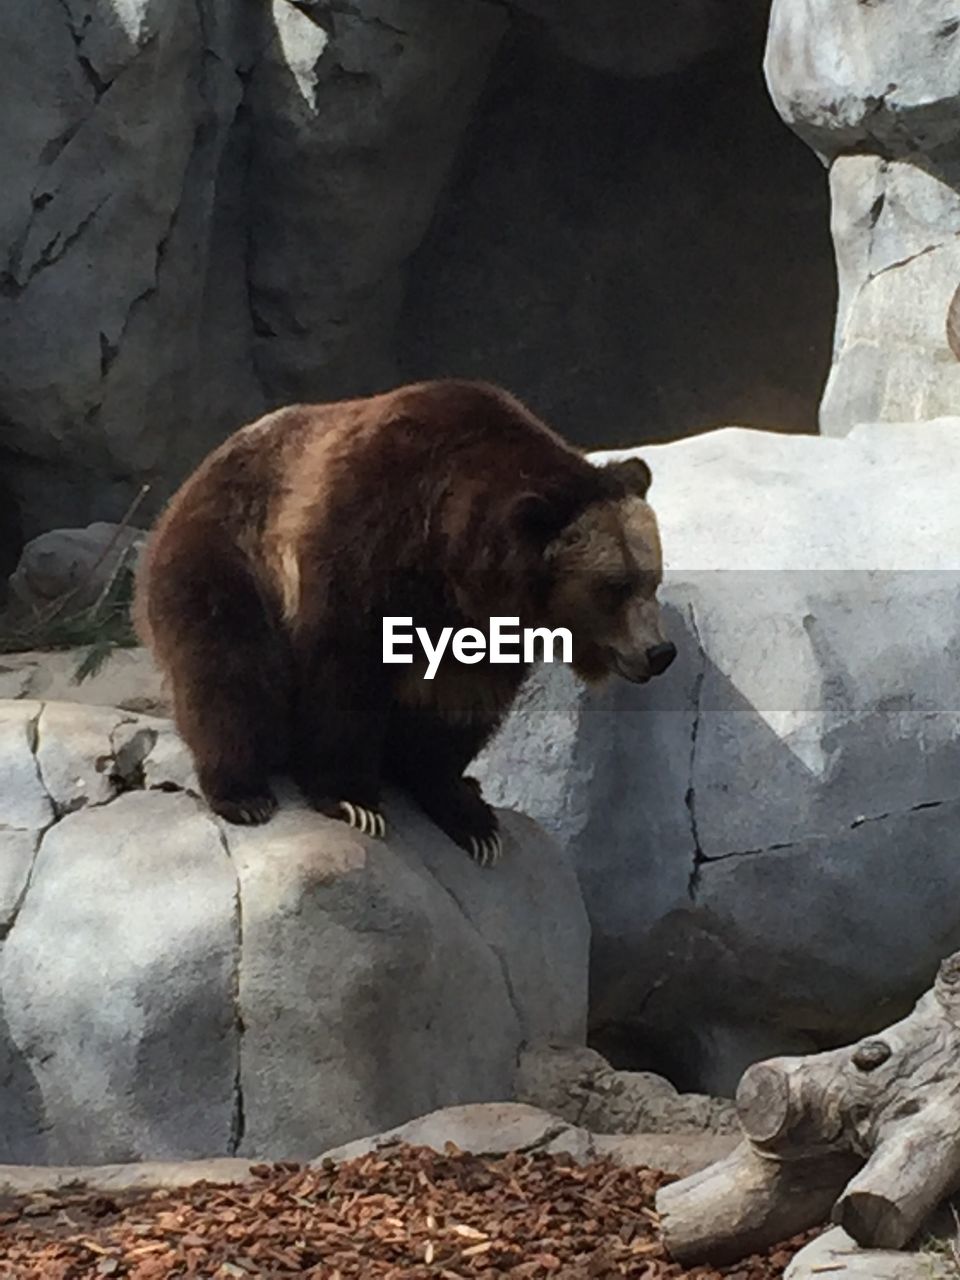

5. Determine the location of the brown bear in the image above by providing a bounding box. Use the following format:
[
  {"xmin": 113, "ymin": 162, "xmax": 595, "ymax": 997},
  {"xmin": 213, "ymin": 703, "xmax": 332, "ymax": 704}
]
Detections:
[{"xmin": 134, "ymin": 380, "xmax": 675, "ymax": 865}]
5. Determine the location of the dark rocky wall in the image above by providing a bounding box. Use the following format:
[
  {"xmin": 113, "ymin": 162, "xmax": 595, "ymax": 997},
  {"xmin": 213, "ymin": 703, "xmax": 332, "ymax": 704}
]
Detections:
[
  {"xmin": 0, "ymin": 0, "xmax": 836, "ymax": 573},
  {"xmin": 400, "ymin": 26, "xmax": 836, "ymax": 449}
]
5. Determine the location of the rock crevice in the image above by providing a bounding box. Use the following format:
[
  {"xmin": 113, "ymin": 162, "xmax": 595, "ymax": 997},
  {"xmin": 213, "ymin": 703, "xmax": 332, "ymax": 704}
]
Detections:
[{"xmin": 684, "ymin": 603, "xmax": 706, "ymax": 900}]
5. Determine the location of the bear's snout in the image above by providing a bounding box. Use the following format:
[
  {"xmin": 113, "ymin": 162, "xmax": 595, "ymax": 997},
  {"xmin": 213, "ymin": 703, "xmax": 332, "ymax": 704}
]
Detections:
[{"xmin": 608, "ymin": 639, "xmax": 676, "ymax": 684}]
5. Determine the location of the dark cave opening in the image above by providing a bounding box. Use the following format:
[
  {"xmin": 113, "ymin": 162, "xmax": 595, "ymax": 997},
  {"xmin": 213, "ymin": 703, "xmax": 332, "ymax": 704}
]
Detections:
[{"xmin": 400, "ymin": 23, "xmax": 837, "ymax": 451}]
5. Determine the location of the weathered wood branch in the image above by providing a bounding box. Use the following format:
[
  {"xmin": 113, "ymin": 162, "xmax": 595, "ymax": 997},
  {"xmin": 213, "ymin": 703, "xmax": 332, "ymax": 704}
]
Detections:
[
  {"xmin": 657, "ymin": 952, "xmax": 960, "ymax": 1264},
  {"xmin": 654, "ymin": 1141, "xmax": 858, "ymax": 1266}
]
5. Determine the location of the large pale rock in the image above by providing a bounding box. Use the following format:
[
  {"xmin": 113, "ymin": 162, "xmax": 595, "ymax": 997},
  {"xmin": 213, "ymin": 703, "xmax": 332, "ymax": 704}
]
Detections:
[
  {"xmin": 0, "ymin": 703, "xmax": 53, "ymax": 835},
  {"xmin": 1, "ymin": 790, "xmax": 239, "ymax": 1165},
  {"xmin": 0, "ymin": 700, "xmax": 588, "ymax": 1164},
  {"xmin": 765, "ymin": 0, "xmax": 960, "ymax": 434},
  {"xmin": 0, "ymin": 832, "xmax": 36, "ymax": 935},
  {"xmin": 786, "ymin": 1227, "xmax": 953, "ymax": 1280},
  {"xmin": 317, "ymin": 1102, "xmax": 598, "ymax": 1166},
  {"xmin": 766, "ymin": 1, "xmax": 960, "ymax": 160},
  {"xmin": 477, "ymin": 421, "xmax": 960, "ymax": 1094},
  {"xmin": 818, "ymin": 156, "xmax": 960, "ymax": 433}
]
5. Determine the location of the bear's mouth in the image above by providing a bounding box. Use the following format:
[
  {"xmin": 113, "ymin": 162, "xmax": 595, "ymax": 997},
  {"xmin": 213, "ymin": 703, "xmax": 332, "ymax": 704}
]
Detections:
[{"xmin": 609, "ymin": 653, "xmax": 651, "ymax": 684}]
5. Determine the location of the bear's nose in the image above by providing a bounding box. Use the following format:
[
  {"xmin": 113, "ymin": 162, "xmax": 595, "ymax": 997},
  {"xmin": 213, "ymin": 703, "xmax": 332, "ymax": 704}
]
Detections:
[{"xmin": 646, "ymin": 641, "xmax": 677, "ymax": 676}]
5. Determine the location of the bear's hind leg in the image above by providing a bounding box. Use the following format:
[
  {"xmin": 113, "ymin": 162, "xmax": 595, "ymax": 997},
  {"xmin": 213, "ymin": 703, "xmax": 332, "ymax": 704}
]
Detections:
[
  {"xmin": 181, "ymin": 668, "xmax": 281, "ymax": 826},
  {"xmin": 384, "ymin": 708, "xmax": 502, "ymax": 866},
  {"xmin": 147, "ymin": 551, "xmax": 287, "ymax": 825}
]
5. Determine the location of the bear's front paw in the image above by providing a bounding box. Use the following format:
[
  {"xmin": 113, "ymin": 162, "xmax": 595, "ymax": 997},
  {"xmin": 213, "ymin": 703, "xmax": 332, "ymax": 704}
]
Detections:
[
  {"xmin": 336, "ymin": 800, "xmax": 387, "ymax": 839},
  {"xmin": 438, "ymin": 785, "xmax": 502, "ymax": 868},
  {"xmin": 467, "ymin": 831, "xmax": 502, "ymax": 868},
  {"xmin": 210, "ymin": 789, "xmax": 278, "ymax": 826},
  {"xmin": 308, "ymin": 795, "xmax": 386, "ymax": 839}
]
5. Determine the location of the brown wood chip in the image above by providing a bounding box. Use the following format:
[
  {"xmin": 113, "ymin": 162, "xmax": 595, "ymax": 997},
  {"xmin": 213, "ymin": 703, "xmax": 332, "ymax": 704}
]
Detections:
[{"xmin": 0, "ymin": 1143, "xmax": 816, "ymax": 1278}]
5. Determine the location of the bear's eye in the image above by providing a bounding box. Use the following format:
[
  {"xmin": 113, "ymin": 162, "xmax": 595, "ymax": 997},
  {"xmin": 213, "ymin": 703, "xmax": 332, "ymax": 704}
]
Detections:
[{"xmin": 596, "ymin": 576, "xmax": 635, "ymax": 610}]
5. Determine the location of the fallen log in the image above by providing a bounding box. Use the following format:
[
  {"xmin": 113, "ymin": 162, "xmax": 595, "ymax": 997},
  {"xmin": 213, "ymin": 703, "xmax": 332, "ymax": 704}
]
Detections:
[{"xmin": 657, "ymin": 951, "xmax": 960, "ymax": 1264}]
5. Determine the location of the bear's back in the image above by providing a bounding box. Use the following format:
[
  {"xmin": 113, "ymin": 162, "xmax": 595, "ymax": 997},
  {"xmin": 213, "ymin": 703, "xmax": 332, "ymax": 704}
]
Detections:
[{"xmin": 136, "ymin": 380, "xmax": 600, "ymax": 646}]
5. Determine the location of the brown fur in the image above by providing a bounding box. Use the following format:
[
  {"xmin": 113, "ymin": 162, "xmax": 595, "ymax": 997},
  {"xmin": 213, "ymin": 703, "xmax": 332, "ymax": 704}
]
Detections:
[{"xmin": 135, "ymin": 380, "xmax": 673, "ymax": 855}]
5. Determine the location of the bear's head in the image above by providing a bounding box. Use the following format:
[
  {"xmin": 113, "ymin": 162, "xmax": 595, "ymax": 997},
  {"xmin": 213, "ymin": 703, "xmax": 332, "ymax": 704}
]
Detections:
[{"xmin": 530, "ymin": 457, "xmax": 675, "ymax": 685}]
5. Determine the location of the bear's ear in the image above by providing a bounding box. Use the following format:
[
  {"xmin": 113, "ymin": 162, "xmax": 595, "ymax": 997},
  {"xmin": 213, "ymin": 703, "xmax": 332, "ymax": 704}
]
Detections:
[
  {"xmin": 602, "ymin": 457, "xmax": 652, "ymax": 499},
  {"xmin": 509, "ymin": 491, "xmax": 574, "ymax": 546}
]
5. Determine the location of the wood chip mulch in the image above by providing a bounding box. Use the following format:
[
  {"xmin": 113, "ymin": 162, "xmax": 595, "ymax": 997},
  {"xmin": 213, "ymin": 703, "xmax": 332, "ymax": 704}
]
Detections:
[{"xmin": 0, "ymin": 1142, "xmax": 813, "ymax": 1279}]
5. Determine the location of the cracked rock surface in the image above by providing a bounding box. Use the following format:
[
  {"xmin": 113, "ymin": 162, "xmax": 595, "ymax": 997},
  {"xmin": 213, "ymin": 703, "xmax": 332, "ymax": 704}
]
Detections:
[
  {"xmin": 765, "ymin": 0, "xmax": 960, "ymax": 433},
  {"xmin": 245, "ymin": 0, "xmax": 505, "ymax": 409},
  {"xmin": 0, "ymin": 0, "xmax": 505, "ymax": 540},
  {"xmin": 0, "ymin": 0, "xmax": 834, "ymax": 552},
  {"xmin": 477, "ymin": 421, "xmax": 960, "ymax": 1094},
  {"xmin": 0, "ymin": 698, "xmax": 588, "ymax": 1165},
  {"xmin": 0, "ymin": 0, "xmax": 262, "ymax": 535}
]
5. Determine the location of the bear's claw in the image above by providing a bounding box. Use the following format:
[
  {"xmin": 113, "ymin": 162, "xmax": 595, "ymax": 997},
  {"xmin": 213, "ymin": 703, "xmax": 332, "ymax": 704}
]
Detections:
[
  {"xmin": 468, "ymin": 833, "xmax": 502, "ymax": 868},
  {"xmin": 212, "ymin": 791, "xmax": 278, "ymax": 825},
  {"xmin": 337, "ymin": 801, "xmax": 386, "ymax": 839}
]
